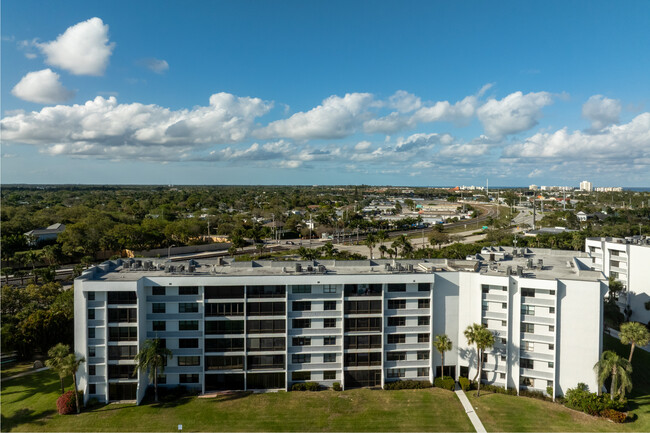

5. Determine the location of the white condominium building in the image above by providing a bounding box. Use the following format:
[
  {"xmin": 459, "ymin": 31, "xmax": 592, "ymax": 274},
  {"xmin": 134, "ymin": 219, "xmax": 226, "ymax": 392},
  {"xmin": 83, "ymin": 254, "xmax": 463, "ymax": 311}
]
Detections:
[
  {"xmin": 74, "ymin": 249, "xmax": 607, "ymax": 404},
  {"xmin": 580, "ymin": 181, "xmax": 593, "ymax": 192},
  {"xmin": 585, "ymin": 236, "xmax": 650, "ymax": 324}
]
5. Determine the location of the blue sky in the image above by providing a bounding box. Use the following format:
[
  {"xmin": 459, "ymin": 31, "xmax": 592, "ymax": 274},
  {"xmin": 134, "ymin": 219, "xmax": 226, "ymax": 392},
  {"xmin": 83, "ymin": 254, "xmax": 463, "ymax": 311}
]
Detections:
[{"xmin": 2, "ymin": 0, "xmax": 649, "ymax": 186}]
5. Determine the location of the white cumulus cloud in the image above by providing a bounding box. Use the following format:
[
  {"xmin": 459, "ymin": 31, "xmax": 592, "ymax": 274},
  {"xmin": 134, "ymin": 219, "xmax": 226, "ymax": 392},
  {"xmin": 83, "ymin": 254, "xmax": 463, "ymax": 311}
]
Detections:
[
  {"xmin": 388, "ymin": 90, "xmax": 422, "ymax": 113},
  {"xmin": 11, "ymin": 69, "xmax": 74, "ymax": 104},
  {"xmin": 257, "ymin": 93, "xmax": 374, "ymax": 140},
  {"xmin": 582, "ymin": 95, "xmax": 621, "ymax": 130},
  {"xmin": 1, "ymin": 93, "xmax": 272, "ymax": 158},
  {"xmin": 37, "ymin": 17, "xmax": 115, "ymax": 76},
  {"xmin": 477, "ymin": 91, "xmax": 553, "ymax": 139}
]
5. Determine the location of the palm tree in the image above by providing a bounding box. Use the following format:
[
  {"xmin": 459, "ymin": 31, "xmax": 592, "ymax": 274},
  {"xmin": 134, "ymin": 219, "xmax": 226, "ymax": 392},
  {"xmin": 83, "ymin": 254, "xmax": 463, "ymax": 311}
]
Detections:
[
  {"xmin": 378, "ymin": 245, "xmax": 388, "ymax": 259},
  {"xmin": 376, "ymin": 230, "xmax": 388, "ymax": 249},
  {"xmin": 62, "ymin": 352, "xmax": 85, "ymax": 413},
  {"xmin": 465, "ymin": 323, "xmax": 494, "ymax": 397},
  {"xmin": 434, "ymin": 334, "xmax": 453, "ymax": 378},
  {"xmin": 619, "ymin": 321, "xmax": 650, "ymax": 363},
  {"xmin": 46, "ymin": 343, "xmax": 71, "ymax": 394},
  {"xmin": 23, "ymin": 250, "xmax": 41, "ymax": 276},
  {"xmin": 594, "ymin": 350, "xmax": 633, "ymax": 400},
  {"xmin": 364, "ymin": 233, "xmax": 377, "ymax": 259},
  {"xmin": 42, "ymin": 245, "xmax": 61, "ymax": 266},
  {"xmin": 133, "ymin": 338, "xmax": 173, "ymax": 402}
]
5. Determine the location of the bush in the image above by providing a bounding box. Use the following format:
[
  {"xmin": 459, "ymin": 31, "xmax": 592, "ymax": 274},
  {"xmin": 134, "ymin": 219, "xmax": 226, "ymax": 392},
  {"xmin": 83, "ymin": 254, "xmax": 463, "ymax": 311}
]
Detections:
[
  {"xmin": 564, "ymin": 385, "xmax": 626, "ymax": 416},
  {"xmin": 332, "ymin": 382, "xmax": 342, "ymax": 391},
  {"xmin": 56, "ymin": 390, "xmax": 83, "ymax": 415},
  {"xmin": 520, "ymin": 389, "xmax": 551, "ymax": 401},
  {"xmin": 546, "ymin": 386, "xmax": 554, "ymax": 397},
  {"xmin": 479, "ymin": 384, "xmax": 517, "ymax": 395},
  {"xmin": 292, "ymin": 382, "xmax": 320, "ymax": 391},
  {"xmin": 384, "ymin": 380, "xmax": 432, "ymax": 390},
  {"xmin": 434, "ymin": 376, "xmax": 455, "ymax": 391},
  {"xmin": 305, "ymin": 382, "xmax": 320, "ymax": 391},
  {"xmin": 601, "ymin": 408, "xmax": 627, "ymax": 423},
  {"xmin": 458, "ymin": 377, "xmax": 470, "ymax": 392}
]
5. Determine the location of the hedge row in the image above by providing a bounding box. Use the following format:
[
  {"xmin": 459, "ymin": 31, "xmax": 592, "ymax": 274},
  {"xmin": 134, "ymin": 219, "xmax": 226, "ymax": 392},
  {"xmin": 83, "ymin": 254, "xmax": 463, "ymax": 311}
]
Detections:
[
  {"xmin": 434, "ymin": 376, "xmax": 455, "ymax": 391},
  {"xmin": 384, "ymin": 380, "xmax": 432, "ymax": 390},
  {"xmin": 291, "ymin": 382, "xmax": 321, "ymax": 391}
]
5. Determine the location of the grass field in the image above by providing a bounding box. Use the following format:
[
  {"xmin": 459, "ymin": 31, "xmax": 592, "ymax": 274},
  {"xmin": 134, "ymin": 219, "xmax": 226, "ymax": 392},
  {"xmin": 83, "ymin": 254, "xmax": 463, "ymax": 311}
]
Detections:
[
  {"xmin": 1, "ymin": 362, "xmax": 37, "ymax": 378},
  {"xmin": 1, "ymin": 371, "xmax": 472, "ymax": 432}
]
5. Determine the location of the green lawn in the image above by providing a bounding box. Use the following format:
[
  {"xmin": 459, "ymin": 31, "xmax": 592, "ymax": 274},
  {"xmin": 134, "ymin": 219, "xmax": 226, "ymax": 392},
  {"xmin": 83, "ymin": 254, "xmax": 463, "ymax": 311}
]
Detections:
[
  {"xmin": 467, "ymin": 333, "xmax": 650, "ymax": 432},
  {"xmin": 1, "ymin": 372, "xmax": 473, "ymax": 432},
  {"xmin": 1, "ymin": 362, "xmax": 38, "ymax": 378}
]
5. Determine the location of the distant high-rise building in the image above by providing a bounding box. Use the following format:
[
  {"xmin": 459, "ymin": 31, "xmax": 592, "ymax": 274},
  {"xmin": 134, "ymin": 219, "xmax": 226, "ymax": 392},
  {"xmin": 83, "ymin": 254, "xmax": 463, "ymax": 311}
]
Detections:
[
  {"xmin": 528, "ymin": 184, "xmax": 538, "ymax": 191},
  {"xmin": 579, "ymin": 181, "xmax": 593, "ymax": 192}
]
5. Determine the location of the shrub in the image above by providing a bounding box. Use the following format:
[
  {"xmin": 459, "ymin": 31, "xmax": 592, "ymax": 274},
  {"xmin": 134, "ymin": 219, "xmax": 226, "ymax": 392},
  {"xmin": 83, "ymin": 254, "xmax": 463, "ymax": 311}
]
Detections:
[
  {"xmin": 56, "ymin": 390, "xmax": 83, "ymax": 415},
  {"xmin": 291, "ymin": 383, "xmax": 306, "ymax": 391},
  {"xmin": 332, "ymin": 382, "xmax": 342, "ymax": 391},
  {"xmin": 564, "ymin": 385, "xmax": 626, "ymax": 416},
  {"xmin": 601, "ymin": 408, "xmax": 627, "ymax": 423},
  {"xmin": 384, "ymin": 380, "xmax": 432, "ymax": 390},
  {"xmin": 520, "ymin": 389, "xmax": 551, "ymax": 401},
  {"xmin": 479, "ymin": 384, "xmax": 517, "ymax": 395},
  {"xmin": 459, "ymin": 377, "xmax": 470, "ymax": 392},
  {"xmin": 546, "ymin": 386, "xmax": 554, "ymax": 397},
  {"xmin": 305, "ymin": 382, "xmax": 320, "ymax": 391},
  {"xmin": 434, "ymin": 376, "xmax": 455, "ymax": 391}
]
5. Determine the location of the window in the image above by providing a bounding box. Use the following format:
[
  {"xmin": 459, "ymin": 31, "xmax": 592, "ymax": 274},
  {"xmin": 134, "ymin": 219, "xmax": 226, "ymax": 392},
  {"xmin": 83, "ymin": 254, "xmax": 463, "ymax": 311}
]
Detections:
[
  {"xmin": 549, "ymin": 307, "xmax": 555, "ymax": 314},
  {"xmin": 179, "ymin": 374, "xmax": 199, "ymax": 383},
  {"xmin": 177, "ymin": 356, "xmax": 200, "ymax": 366},
  {"xmin": 323, "ymin": 301, "xmax": 337, "ymax": 311},
  {"xmin": 501, "ymin": 355, "xmax": 506, "ymax": 361},
  {"xmin": 523, "ymin": 323, "xmax": 534, "ymax": 333},
  {"xmin": 501, "ymin": 320, "xmax": 507, "ymax": 326},
  {"xmin": 418, "ymin": 316, "xmax": 430, "ymax": 326},
  {"xmin": 324, "ymin": 318, "xmax": 336, "ymax": 328},
  {"xmin": 549, "ymin": 344, "xmax": 554, "ymax": 350},
  {"xmin": 205, "ymin": 302, "xmax": 244, "ymax": 316},
  {"xmin": 108, "ymin": 345, "xmax": 138, "ymax": 360},
  {"xmin": 292, "ymin": 301, "xmax": 311, "ymax": 311},
  {"xmin": 548, "ymin": 362, "xmax": 554, "ymax": 368},
  {"xmin": 88, "ymin": 292, "xmax": 95, "ymax": 301},
  {"xmin": 345, "ymin": 300, "xmax": 381, "ymax": 314},
  {"xmin": 246, "ymin": 320, "xmax": 284, "ymax": 334},
  {"xmin": 108, "ymin": 327, "xmax": 137, "ymax": 341},
  {"xmin": 324, "ymin": 371, "xmax": 336, "ymax": 380},
  {"xmin": 387, "ymin": 283, "xmax": 406, "ymax": 292},
  {"xmin": 549, "ymin": 325, "xmax": 555, "ymax": 332},
  {"xmin": 88, "ymin": 327, "xmax": 95, "ymax": 338},
  {"xmin": 387, "ymin": 351, "xmax": 406, "ymax": 361},
  {"xmin": 417, "ymin": 351, "xmax": 430, "ymax": 360},
  {"xmin": 88, "ymin": 309, "xmax": 95, "ymax": 320},
  {"xmin": 292, "ymin": 337, "xmax": 311, "ymax": 347},
  {"xmin": 88, "ymin": 346, "xmax": 96, "ymax": 357},
  {"xmin": 157, "ymin": 375, "xmax": 166, "ymax": 384},
  {"xmin": 522, "ymin": 305, "xmax": 535, "ymax": 315},
  {"xmin": 247, "ymin": 355, "xmax": 284, "ymax": 369},
  {"xmin": 418, "ymin": 333, "xmax": 430, "ymax": 343},
  {"xmin": 550, "ymin": 290, "xmax": 555, "ymax": 296},
  {"xmin": 521, "ymin": 358, "xmax": 534, "ymax": 369},
  {"xmin": 205, "ymin": 338, "xmax": 244, "ymax": 352},
  {"xmin": 322, "ymin": 285, "xmax": 337, "ymax": 294},
  {"xmin": 152, "ymin": 303, "xmax": 166, "ymax": 314},
  {"xmin": 387, "ymin": 369, "xmax": 405, "ymax": 378},
  {"xmin": 388, "ymin": 334, "xmax": 405, "ymax": 344},
  {"xmin": 482, "ymin": 301, "xmax": 489, "ymax": 311},
  {"xmin": 523, "ymin": 341, "xmax": 534, "ymax": 351},
  {"xmin": 179, "ymin": 320, "xmax": 199, "ymax": 331},
  {"xmin": 108, "ymin": 365, "xmax": 133, "ymax": 379},
  {"xmin": 611, "ymin": 260, "xmax": 620, "ymax": 268},
  {"xmin": 107, "ymin": 291, "xmax": 136, "ymax": 304},
  {"xmin": 324, "ymin": 337, "xmax": 336, "ymax": 345},
  {"xmin": 345, "ymin": 317, "xmax": 382, "ymax": 332},
  {"xmin": 152, "ymin": 286, "xmax": 165, "ymax": 296},
  {"xmin": 388, "ymin": 299, "xmax": 406, "ymax": 309},
  {"xmin": 417, "ymin": 367, "xmax": 429, "ymax": 377},
  {"xmin": 418, "ymin": 299, "xmax": 430, "ymax": 309},
  {"xmin": 611, "ymin": 271, "xmax": 620, "ymax": 279},
  {"xmin": 344, "ymin": 335, "xmax": 382, "ymax": 349},
  {"xmin": 292, "ymin": 354, "xmax": 311, "ymax": 364},
  {"xmin": 205, "ymin": 355, "xmax": 244, "ymax": 370},
  {"xmin": 324, "ymin": 353, "xmax": 336, "ymax": 363},
  {"xmin": 344, "ymin": 352, "xmax": 382, "ymax": 367},
  {"xmin": 502, "ymin": 303, "xmax": 507, "ymax": 309},
  {"xmin": 292, "ymin": 371, "xmax": 311, "ymax": 381},
  {"xmin": 482, "ymin": 285, "xmax": 490, "ymax": 294},
  {"xmin": 499, "ymin": 373, "xmax": 506, "ymax": 379},
  {"xmin": 179, "ymin": 338, "xmax": 199, "ymax": 348},
  {"xmin": 388, "ymin": 317, "xmax": 406, "ymax": 327},
  {"xmin": 153, "ymin": 321, "xmax": 166, "ymax": 331},
  {"xmin": 247, "ymin": 302, "xmax": 286, "ymax": 316},
  {"xmin": 89, "ymin": 384, "xmax": 96, "ymax": 394},
  {"xmin": 204, "ymin": 285, "xmax": 245, "ymax": 299},
  {"xmin": 293, "ymin": 319, "xmax": 311, "ymax": 329},
  {"xmin": 521, "ymin": 288, "xmax": 535, "ymax": 297},
  {"xmin": 179, "ymin": 286, "xmax": 199, "ymax": 295},
  {"xmin": 179, "ymin": 303, "xmax": 199, "ymax": 313},
  {"xmin": 89, "ymin": 365, "xmax": 96, "ymax": 375},
  {"xmin": 247, "ymin": 337, "xmax": 285, "ymax": 351},
  {"xmin": 108, "ymin": 308, "xmax": 137, "ymax": 323},
  {"xmin": 418, "ymin": 283, "xmax": 431, "ymax": 292},
  {"xmin": 292, "ymin": 285, "xmax": 311, "ymax": 294},
  {"xmin": 611, "ymin": 249, "xmax": 620, "ymax": 256},
  {"xmin": 500, "ymin": 338, "xmax": 506, "ymax": 344}
]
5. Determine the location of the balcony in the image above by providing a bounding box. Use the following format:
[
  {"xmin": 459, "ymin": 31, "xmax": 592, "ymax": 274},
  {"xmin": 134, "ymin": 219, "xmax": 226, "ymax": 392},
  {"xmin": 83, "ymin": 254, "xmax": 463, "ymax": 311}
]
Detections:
[
  {"xmin": 521, "ymin": 314, "xmax": 554, "ymax": 325},
  {"xmin": 521, "ymin": 296, "xmax": 555, "ymax": 307},
  {"xmin": 483, "ymin": 311, "xmax": 507, "ymax": 321},
  {"xmin": 483, "ymin": 293, "xmax": 508, "ymax": 303},
  {"xmin": 520, "ymin": 332, "xmax": 554, "ymax": 344},
  {"xmin": 520, "ymin": 350, "xmax": 554, "ymax": 362},
  {"xmin": 520, "ymin": 367, "xmax": 554, "ymax": 380}
]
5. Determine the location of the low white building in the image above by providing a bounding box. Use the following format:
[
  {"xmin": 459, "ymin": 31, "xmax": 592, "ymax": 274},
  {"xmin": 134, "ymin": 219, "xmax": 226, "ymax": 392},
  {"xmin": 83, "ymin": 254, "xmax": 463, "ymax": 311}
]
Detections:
[{"xmin": 74, "ymin": 251, "xmax": 607, "ymax": 404}]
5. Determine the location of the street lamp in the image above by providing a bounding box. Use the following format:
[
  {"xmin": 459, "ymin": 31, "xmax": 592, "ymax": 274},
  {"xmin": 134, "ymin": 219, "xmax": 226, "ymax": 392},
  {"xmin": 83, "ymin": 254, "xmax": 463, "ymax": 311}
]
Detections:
[{"xmin": 168, "ymin": 244, "xmax": 176, "ymax": 259}]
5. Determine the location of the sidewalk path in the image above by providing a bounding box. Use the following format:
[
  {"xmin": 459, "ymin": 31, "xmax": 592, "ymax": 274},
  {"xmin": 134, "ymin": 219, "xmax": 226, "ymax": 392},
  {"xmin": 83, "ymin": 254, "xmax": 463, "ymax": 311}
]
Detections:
[
  {"xmin": 1, "ymin": 366, "xmax": 49, "ymax": 382},
  {"xmin": 455, "ymin": 383, "xmax": 486, "ymax": 433}
]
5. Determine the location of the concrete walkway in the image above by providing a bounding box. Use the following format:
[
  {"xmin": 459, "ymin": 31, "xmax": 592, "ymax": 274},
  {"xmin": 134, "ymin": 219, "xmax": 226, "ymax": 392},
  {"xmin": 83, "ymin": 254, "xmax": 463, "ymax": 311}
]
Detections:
[
  {"xmin": 455, "ymin": 383, "xmax": 487, "ymax": 433},
  {"xmin": 1, "ymin": 366, "xmax": 49, "ymax": 382}
]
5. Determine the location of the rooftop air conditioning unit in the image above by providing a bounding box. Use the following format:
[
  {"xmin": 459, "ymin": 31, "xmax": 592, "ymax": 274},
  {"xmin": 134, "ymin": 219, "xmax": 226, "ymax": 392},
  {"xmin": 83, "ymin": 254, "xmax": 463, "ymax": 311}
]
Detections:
[{"xmin": 295, "ymin": 263, "xmax": 302, "ymax": 273}]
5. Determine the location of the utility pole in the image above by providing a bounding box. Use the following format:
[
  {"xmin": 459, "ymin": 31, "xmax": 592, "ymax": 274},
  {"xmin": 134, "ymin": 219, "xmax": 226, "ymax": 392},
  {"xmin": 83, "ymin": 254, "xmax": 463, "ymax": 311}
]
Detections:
[
  {"xmin": 532, "ymin": 199, "xmax": 536, "ymax": 230},
  {"xmin": 309, "ymin": 214, "xmax": 312, "ymax": 248}
]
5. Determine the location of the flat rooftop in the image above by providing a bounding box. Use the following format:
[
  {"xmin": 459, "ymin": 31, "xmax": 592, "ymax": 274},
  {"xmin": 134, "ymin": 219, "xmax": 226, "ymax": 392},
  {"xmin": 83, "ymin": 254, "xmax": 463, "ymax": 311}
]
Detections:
[{"xmin": 80, "ymin": 247, "xmax": 604, "ymax": 283}]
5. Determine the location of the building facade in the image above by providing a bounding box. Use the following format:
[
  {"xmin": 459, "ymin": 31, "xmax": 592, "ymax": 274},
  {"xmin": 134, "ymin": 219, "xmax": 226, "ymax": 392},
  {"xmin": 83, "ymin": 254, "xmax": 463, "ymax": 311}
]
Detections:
[
  {"xmin": 74, "ymin": 252, "xmax": 607, "ymax": 404},
  {"xmin": 585, "ymin": 236, "xmax": 650, "ymax": 324}
]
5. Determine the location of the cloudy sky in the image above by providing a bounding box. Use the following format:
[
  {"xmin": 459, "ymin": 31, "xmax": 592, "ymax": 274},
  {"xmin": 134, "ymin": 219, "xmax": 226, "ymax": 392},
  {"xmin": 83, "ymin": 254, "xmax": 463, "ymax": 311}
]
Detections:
[{"xmin": 2, "ymin": 0, "xmax": 649, "ymax": 187}]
